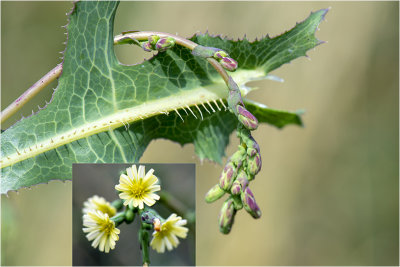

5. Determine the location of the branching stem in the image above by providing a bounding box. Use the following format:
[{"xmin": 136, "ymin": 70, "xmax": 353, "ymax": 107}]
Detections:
[
  {"xmin": 1, "ymin": 31, "xmax": 231, "ymax": 125},
  {"xmin": 1, "ymin": 64, "xmax": 62, "ymax": 124}
]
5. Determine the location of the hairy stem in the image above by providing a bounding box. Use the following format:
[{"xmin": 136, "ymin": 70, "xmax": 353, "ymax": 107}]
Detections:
[
  {"xmin": 1, "ymin": 64, "xmax": 62, "ymax": 125},
  {"xmin": 1, "ymin": 31, "xmax": 231, "ymax": 125},
  {"xmin": 138, "ymin": 210, "xmax": 151, "ymax": 266}
]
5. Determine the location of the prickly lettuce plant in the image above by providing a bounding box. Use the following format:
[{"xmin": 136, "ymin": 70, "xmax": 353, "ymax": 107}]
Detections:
[{"xmin": 0, "ymin": 1, "xmax": 327, "ymax": 233}]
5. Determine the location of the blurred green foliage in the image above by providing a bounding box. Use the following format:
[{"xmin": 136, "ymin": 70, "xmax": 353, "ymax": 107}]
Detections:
[{"xmin": 1, "ymin": 1, "xmax": 398, "ymax": 265}]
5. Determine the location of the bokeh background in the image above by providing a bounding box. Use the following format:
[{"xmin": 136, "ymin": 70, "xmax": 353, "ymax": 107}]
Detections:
[
  {"xmin": 72, "ymin": 164, "xmax": 195, "ymax": 266},
  {"xmin": 1, "ymin": 1, "xmax": 398, "ymax": 265}
]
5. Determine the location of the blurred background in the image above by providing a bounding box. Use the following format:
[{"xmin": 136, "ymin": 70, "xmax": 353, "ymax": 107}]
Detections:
[
  {"xmin": 72, "ymin": 164, "xmax": 195, "ymax": 266},
  {"xmin": 1, "ymin": 1, "xmax": 398, "ymax": 265}
]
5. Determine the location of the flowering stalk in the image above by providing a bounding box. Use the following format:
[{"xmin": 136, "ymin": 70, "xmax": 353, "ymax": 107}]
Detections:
[{"xmin": 205, "ymin": 125, "xmax": 263, "ymax": 234}]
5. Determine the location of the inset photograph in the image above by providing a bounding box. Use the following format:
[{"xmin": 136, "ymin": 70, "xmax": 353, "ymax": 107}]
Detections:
[{"xmin": 72, "ymin": 163, "xmax": 195, "ymax": 266}]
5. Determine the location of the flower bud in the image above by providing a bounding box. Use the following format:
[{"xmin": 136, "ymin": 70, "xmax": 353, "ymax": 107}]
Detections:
[
  {"xmin": 237, "ymin": 105, "xmax": 258, "ymax": 130},
  {"xmin": 111, "ymin": 199, "xmax": 124, "ymax": 210},
  {"xmin": 229, "ymin": 146, "xmax": 246, "ymax": 167},
  {"xmin": 141, "ymin": 210, "xmax": 159, "ymax": 224},
  {"xmin": 241, "ymin": 187, "xmax": 261, "ymax": 219},
  {"xmin": 148, "ymin": 35, "xmax": 160, "ymax": 45},
  {"xmin": 205, "ymin": 184, "xmax": 226, "ymax": 203},
  {"xmin": 230, "ymin": 180, "xmax": 241, "ymax": 195},
  {"xmin": 155, "ymin": 37, "xmax": 175, "ymax": 52},
  {"xmin": 219, "ymin": 162, "xmax": 237, "ymax": 191},
  {"xmin": 213, "ymin": 50, "xmax": 229, "ymax": 59},
  {"xmin": 124, "ymin": 209, "xmax": 135, "ymax": 223},
  {"xmin": 236, "ymin": 170, "xmax": 249, "ymax": 189},
  {"xmin": 220, "ymin": 57, "xmax": 238, "ymax": 72},
  {"xmin": 247, "ymin": 153, "xmax": 262, "ymax": 176},
  {"xmin": 219, "ymin": 198, "xmax": 236, "ymax": 234},
  {"xmin": 141, "ymin": 41, "xmax": 153, "ymax": 52}
]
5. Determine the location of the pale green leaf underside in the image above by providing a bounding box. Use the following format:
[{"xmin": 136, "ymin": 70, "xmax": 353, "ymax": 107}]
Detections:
[{"xmin": 0, "ymin": 1, "xmax": 327, "ymax": 194}]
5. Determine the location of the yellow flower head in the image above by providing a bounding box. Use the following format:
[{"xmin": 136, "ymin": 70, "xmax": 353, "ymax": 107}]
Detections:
[
  {"xmin": 82, "ymin": 210, "xmax": 120, "ymax": 253},
  {"xmin": 82, "ymin": 195, "xmax": 116, "ymax": 217},
  {"xmin": 150, "ymin": 213, "xmax": 188, "ymax": 253},
  {"xmin": 115, "ymin": 165, "xmax": 161, "ymax": 209}
]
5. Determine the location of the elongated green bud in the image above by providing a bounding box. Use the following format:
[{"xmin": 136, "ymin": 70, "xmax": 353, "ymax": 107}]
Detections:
[
  {"xmin": 247, "ymin": 153, "xmax": 262, "ymax": 176},
  {"xmin": 230, "ymin": 180, "xmax": 241, "ymax": 195},
  {"xmin": 237, "ymin": 105, "xmax": 258, "ymax": 130},
  {"xmin": 111, "ymin": 199, "xmax": 124, "ymax": 210},
  {"xmin": 220, "ymin": 57, "xmax": 238, "ymax": 72},
  {"xmin": 205, "ymin": 184, "xmax": 226, "ymax": 203},
  {"xmin": 141, "ymin": 41, "xmax": 152, "ymax": 52},
  {"xmin": 148, "ymin": 35, "xmax": 160, "ymax": 45},
  {"xmin": 229, "ymin": 146, "xmax": 246, "ymax": 168},
  {"xmin": 213, "ymin": 50, "xmax": 229, "ymax": 59},
  {"xmin": 246, "ymin": 136, "xmax": 260, "ymax": 156},
  {"xmin": 219, "ymin": 162, "xmax": 237, "ymax": 191},
  {"xmin": 219, "ymin": 198, "xmax": 236, "ymax": 234},
  {"xmin": 236, "ymin": 170, "xmax": 249, "ymax": 188},
  {"xmin": 231, "ymin": 170, "xmax": 250, "ymax": 195},
  {"xmin": 192, "ymin": 45, "xmax": 221, "ymax": 58},
  {"xmin": 125, "ymin": 209, "xmax": 135, "ymax": 223},
  {"xmin": 241, "ymin": 187, "xmax": 261, "ymax": 219},
  {"xmin": 155, "ymin": 37, "xmax": 175, "ymax": 52}
]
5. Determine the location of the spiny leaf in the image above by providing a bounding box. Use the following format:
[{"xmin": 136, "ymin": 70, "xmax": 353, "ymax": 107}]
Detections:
[{"xmin": 0, "ymin": 1, "xmax": 327, "ymax": 194}]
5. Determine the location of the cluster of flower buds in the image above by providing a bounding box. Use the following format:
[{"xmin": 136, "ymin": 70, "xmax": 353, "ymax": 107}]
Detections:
[
  {"xmin": 191, "ymin": 45, "xmax": 238, "ymax": 72},
  {"xmin": 141, "ymin": 35, "xmax": 176, "ymax": 52},
  {"xmin": 205, "ymin": 126, "xmax": 262, "ymax": 234}
]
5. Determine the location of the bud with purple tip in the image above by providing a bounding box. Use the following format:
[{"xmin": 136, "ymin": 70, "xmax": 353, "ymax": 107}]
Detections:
[
  {"xmin": 229, "ymin": 146, "xmax": 246, "ymax": 168},
  {"xmin": 236, "ymin": 170, "xmax": 249, "ymax": 188},
  {"xmin": 155, "ymin": 37, "xmax": 175, "ymax": 52},
  {"xmin": 247, "ymin": 152, "xmax": 262, "ymax": 176},
  {"xmin": 148, "ymin": 35, "xmax": 160, "ymax": 45},
  {"xmin": 220, "ymin": 57, "xmax": 238, "ymax": 72},
  {"xmin": 219, "ymin": 198, "xmax": 236, "ymax": 234},
  {"xmin": 213, "ymin": 50, "xmax": 229, "ymax": 60},
  {"xmin": 237, "ymin": 105, "xmax": 258, "ymax": 130},
  {"xmin": 231, "ymin": 170, "xmax": 249, "ymax": 195},
  {"xmin": 241, "ymin": 187, "xmax": 261, "ymax": 219},
  {"xmin": 141, "ymin": 41, "xmax": 153, "ymax": 52},
  {"xmin": 205, "ymin": 184, "xmax": 226, "ymax": 203},
  {"xmin": 230, "ymin": 180, "xmax": 241, "ymax": 195},
  {"xmin": 219, "ymin": 162, "xmax": 237, "ymax": 191}
]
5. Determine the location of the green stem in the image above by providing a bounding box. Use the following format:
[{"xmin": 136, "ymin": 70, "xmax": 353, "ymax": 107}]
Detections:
[
  {"xmin": 0, "ymin": 64, "xmax": 62, "ymax": 124},
  {"xmin": 1, "ymin": 31, "xmax": 231, "ymax": 125},
  {"xmin": 138, "ymin": 210, "xmax": 151, "ymax": 266}
]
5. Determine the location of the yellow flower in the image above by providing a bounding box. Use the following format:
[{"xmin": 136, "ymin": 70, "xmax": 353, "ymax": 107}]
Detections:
[
  {"xmin": 115, "ymin": 165, "xmax": 161, "ymax": 209},
  {"xmin": 150, "ymin": 213, "xmax": 188, "ymax": 253},
  {"xmin": 82, "ymin": 210, "xmax": 120, "ymax": 253},
  {"xmin": 82, "ymin": 195, "xmax": 116, "ymax": 217}
]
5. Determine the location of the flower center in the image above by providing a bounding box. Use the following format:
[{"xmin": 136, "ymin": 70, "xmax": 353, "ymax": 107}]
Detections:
[
  {"xmin": 101, "ymin": 221, "xmax": 114, "ymax": 235},
  {"xmin": 130, "ymin": 181, "xmax": 145, "ymax": 199}
]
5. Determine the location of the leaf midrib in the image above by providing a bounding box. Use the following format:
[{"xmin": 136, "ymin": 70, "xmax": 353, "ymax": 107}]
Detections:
[{"xmin": 0, "ymin": 68, "xmax": 265, "ymax": 168}]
